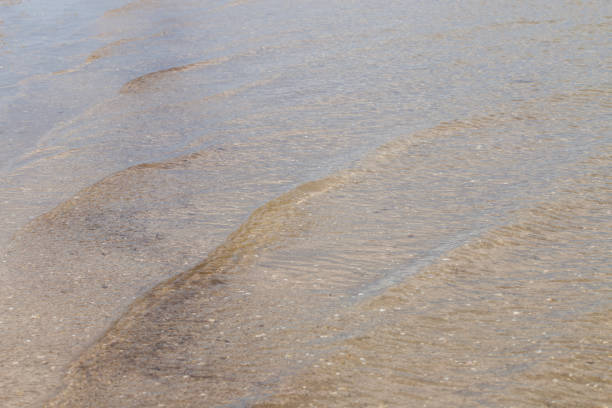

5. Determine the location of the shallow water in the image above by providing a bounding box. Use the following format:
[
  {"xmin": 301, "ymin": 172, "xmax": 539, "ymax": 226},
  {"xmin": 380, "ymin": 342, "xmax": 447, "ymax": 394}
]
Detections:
[{"xmin": 1, "ymin": 0, "xmax": 610, "ymax": 407}]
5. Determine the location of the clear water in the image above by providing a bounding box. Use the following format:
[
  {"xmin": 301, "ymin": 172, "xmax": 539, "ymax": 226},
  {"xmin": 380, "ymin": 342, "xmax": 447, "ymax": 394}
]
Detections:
[{"xmin": 0, "ymin": 0, "xmax": 610, "ymax": 406}]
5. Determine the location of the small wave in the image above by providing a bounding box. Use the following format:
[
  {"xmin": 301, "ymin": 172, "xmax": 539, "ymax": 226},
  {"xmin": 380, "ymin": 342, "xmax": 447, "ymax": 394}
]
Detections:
[{"xmin": 119, "ymin": 57, "xmax": 232, "ymax": 94}]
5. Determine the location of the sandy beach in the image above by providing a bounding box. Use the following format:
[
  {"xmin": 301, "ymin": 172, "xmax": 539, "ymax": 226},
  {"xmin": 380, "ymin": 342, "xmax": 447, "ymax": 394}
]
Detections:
[{"xmin": 1, "ymin": 0, "xmax": 610, "ymax": 406}]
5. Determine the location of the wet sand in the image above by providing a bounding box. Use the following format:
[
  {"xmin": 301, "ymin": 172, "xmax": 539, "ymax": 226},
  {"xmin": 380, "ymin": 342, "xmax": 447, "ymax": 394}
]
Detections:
[{"xmin": 1, "ymin": 0, "xmax": 610, "ymax": 407}]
